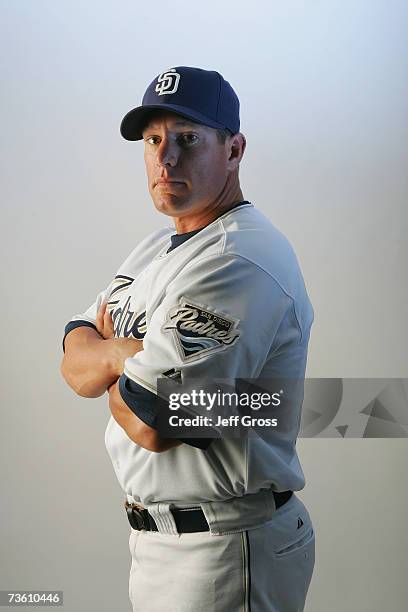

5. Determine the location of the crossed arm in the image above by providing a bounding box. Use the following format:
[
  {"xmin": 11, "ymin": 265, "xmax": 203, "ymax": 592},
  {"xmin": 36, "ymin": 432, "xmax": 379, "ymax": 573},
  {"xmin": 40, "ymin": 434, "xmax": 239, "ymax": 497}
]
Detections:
[{"xmin": 60, "ymin": 301, "xmax": 182, "ymax": 453}]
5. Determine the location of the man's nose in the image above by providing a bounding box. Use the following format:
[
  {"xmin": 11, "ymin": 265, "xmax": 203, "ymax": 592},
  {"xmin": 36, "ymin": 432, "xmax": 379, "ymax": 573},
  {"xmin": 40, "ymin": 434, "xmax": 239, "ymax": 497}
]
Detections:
[{"xmin": 156, "ymin": 138, "xmax": 179, "ymax": 167}]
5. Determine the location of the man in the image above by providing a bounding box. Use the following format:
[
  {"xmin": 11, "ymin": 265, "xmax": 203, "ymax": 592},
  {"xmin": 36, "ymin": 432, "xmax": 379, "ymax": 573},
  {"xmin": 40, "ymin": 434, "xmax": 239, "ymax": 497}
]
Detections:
[{"xmin": 61, "ymin": 66, "xmax": 316, "ymax": 611}]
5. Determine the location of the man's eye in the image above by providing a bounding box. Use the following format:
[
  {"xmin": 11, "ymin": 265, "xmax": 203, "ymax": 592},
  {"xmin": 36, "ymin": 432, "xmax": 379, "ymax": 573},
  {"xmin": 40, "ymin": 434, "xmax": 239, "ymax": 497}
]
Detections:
[
  {"xmin": 146, "ymin": 136, "xmax": 160, "ymax": 145},
  {"xmin": 179, "ymin": 133, "xmax": 198, "ymax": 145}
]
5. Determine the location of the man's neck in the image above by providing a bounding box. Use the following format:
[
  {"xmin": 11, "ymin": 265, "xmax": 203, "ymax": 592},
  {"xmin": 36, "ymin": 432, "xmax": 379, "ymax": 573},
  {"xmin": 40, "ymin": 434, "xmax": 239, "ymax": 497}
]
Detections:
[{"xmin": 173, "ymin": 187, "xmax": 245, "ymax": 234}]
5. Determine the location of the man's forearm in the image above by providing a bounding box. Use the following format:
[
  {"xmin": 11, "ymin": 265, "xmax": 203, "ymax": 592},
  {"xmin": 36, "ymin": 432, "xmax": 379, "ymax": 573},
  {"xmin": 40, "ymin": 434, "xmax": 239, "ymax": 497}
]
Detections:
[
  {"xmin": 108, "ymin": 380, "xmax": 182, "ymax": 452},
  {"xmin": 61, "ymin": 327, "xmax": 120, "ymax": 397}
]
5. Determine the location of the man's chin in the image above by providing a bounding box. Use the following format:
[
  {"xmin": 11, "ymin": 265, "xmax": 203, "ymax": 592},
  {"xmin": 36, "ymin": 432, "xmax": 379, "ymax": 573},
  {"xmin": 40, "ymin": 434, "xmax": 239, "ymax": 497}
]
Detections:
[{"xmin": 153, "ymin": 196, "xmax": 193, "ymax": 217}]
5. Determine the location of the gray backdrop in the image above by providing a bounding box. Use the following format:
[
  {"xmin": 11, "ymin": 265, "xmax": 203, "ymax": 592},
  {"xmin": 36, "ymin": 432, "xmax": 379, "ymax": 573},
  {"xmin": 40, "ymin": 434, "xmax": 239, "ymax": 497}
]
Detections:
[{"xmin": 1, "ymin": 1, "xmax": 407, "ymax": 611}]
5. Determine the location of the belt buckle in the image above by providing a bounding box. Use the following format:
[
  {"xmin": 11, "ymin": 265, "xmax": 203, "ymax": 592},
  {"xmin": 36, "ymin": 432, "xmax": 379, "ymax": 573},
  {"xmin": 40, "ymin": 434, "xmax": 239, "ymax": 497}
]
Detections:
[{"xmin": 124, "ymin": 500, "xmax": 148, "ymax": 531}]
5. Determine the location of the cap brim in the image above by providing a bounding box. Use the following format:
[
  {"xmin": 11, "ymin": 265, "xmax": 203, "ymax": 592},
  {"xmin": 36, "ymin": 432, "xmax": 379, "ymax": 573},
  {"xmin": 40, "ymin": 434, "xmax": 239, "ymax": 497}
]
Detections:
[{"xmin": 120, "ymin": 103, "xmax": 227, "ymax": 141}]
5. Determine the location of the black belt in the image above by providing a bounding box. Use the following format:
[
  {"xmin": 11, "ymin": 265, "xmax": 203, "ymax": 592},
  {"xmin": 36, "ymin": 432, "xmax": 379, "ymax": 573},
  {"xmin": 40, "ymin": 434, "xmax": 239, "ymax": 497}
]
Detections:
[{"xmin": 125, "ymin": 490, "xmax": 293, "ymax": 533}]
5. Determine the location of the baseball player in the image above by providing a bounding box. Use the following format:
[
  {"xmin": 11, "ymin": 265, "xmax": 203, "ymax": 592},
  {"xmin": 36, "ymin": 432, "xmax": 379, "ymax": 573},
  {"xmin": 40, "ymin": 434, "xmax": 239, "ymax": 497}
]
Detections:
[{"xmin": 61, "ymin": 66, "xmax": 316, "ymax": 612}]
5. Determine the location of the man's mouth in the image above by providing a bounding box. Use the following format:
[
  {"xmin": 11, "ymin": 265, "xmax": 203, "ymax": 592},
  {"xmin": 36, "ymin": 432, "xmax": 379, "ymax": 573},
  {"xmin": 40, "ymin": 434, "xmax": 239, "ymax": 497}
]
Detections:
[{"xmin": 154, "ymin": 179, "xmax": 186, "ymax": 188}]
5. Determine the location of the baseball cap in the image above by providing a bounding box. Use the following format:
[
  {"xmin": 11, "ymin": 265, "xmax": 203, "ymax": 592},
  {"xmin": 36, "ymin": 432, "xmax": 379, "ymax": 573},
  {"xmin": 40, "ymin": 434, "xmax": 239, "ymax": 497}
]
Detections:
[{"xmin": 120, "ymin": 66, "xmax": 240, "ymax": 141}]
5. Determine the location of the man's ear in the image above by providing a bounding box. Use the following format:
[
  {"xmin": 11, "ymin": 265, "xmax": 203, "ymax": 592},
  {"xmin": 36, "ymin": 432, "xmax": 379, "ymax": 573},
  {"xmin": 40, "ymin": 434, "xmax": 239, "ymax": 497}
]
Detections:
[{"xmin": 227, "ymin": 133, "xmax": 246, "ymax": 171}]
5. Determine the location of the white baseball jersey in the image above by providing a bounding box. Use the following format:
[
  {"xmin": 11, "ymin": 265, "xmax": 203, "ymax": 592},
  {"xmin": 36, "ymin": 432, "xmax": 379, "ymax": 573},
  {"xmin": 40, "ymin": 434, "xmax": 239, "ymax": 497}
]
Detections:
[{"xmin": 63, "ymin": 202, "xmax": 314, "ymax": 506}]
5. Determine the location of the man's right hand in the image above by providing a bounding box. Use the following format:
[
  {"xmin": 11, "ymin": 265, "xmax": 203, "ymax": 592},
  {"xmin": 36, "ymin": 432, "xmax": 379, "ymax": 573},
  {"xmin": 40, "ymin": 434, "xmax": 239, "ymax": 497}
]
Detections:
[
  {"xmin": 95, "ymin": 300, "xmax": 115, "ymax": 339},
  {"xmin": 96, "ymin": 301, "xmax": 144, "ymax": 379}
]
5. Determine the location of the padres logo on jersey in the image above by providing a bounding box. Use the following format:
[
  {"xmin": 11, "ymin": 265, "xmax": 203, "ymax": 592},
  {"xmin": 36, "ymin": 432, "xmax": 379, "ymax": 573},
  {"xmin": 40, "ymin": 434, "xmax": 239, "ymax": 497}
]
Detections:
[
  {"xmin": 162, "ymin": 297, "xmax": 240, "ymax": 362},
  {"xmin": 155, "ymin": 68, "xmax": 181, "ymax": 96},
  {"xmin": 106, "ymin": 275, "xmax": 147, "ymax": 339}
]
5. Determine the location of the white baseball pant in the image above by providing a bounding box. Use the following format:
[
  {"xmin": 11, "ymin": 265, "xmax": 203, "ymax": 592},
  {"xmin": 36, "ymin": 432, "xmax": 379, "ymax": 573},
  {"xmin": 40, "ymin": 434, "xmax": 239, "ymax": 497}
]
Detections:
[{"xmin": 128, "ymin": 492, "xmax": 315, "ymax": 611}]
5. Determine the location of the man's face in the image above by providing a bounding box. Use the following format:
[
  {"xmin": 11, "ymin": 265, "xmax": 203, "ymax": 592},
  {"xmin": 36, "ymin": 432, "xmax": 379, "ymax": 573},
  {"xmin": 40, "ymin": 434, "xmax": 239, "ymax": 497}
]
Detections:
[{"xmin": 142, "ymin": 111, "xmax": 232, "ymax": 219}]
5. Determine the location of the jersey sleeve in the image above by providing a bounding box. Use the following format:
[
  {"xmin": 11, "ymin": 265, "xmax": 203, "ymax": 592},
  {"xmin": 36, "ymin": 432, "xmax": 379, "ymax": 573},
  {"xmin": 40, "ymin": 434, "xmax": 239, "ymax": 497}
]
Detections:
[
  {"xmin": 62, "ymin": 227, "xmax": 174, "ymax": 352},
  {"xmin": 118, "ymin": 253, "xmax": 301, "ymax": 444},
  {"xmin": 62, "ymin": 281, "xmax": 116, "ymax": 352}
]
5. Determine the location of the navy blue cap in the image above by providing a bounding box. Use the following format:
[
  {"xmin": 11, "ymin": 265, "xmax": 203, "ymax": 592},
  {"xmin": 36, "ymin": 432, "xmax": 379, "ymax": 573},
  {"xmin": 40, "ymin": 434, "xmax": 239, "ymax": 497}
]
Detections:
[{"xmin": 120, "ymin": 66, "xmax": 240, "ymax": 141}]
